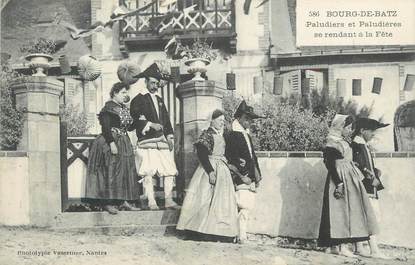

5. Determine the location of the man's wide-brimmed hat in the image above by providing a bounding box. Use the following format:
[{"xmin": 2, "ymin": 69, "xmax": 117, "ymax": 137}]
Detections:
[
  {"xmin": 134, "ymin": 63, "xmax": 171, "ymax": 81},
  {"xmin": 234, "ymin": 100, "xmax": 264, "ymax": 119},
  {"xmin": 355, "ymin": 117, "xmax": 389, "ymax": 131}
]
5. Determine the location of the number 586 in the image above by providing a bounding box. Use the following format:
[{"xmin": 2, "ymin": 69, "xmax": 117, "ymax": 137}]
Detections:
[{"xmin": 309, "ymin": 11, "xmax": 320, "ymax": 17}]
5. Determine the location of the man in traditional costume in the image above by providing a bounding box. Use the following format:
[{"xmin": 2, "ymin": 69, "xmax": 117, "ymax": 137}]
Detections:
[
  {"xmin": 352, "ymin": 118, "xmax": 390, "ymax": 259},
  {"xmin": 130, "ymin": 63, "xmax": 179, "ymax": 210},
  {"xmin": 225, "ymin": 100, "xmax": 263, "ymax": 244}
]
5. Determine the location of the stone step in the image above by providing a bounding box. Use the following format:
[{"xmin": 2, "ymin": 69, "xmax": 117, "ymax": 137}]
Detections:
[
  {"xmin": 52, "ymin": 210, "xmax": 181, "ymax": 236},
  {"xmin": 53, "ymin": 224, "xmax": 179, "ymax": 237},
  {"xmin": 53, "ymin": 210, "xmax": 180, "ymax": 228}
]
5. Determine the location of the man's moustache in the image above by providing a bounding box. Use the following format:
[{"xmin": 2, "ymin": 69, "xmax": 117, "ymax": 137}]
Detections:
[{"xmin": 123, "ymin": 95, "xmax": 130, "ymax": 103}]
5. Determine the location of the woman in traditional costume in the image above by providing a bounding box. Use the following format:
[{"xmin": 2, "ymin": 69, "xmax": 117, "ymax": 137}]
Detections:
[
  {"xmin": 177, "ymin": 109, "xmax": 238, "ymax": 239},
  {"xmin": 318, "ymin": 114, "xmax": 379, "ymax": 257},
  {"xmin": 84, "ymin": 82, "xmax": 140, "ymax": 214}
]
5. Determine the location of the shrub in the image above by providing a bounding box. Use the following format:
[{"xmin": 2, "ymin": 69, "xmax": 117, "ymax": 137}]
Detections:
[
  {"xmin": 250, "ymin": 95, "xmax": 334, "ymax": 151},
  {"xmin": 309, "ymin": 89, "xmax": 373, "ymax": 119},
  {"xmin": 223, "ymin": 90, "xmax": 374, "ymax": 151},
  {"xmin": 0, "ymin": 64, "xmax": 24, "ymax": 150},
  {"xmin": 223, "ymin": 93, "xmax": 333, "ymax": 151},
  {"xmin": 20, "ymin": 38, "xmax": 67, "ymax": 55},
  {"xmin": 182, "ymin": 38, "xmax": 217, "ymax": 61},
  {"xmin": 59, "ymin": 103, "xmax": 91, "ymax": 136}
]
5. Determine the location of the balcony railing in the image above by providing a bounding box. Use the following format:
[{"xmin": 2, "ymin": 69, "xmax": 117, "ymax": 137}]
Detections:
[{"xmin": 119, "ymin": 0, "xmax": 236, "ymax": 52}]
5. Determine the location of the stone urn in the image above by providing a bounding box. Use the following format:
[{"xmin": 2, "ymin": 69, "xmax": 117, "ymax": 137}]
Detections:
[
  {"xmin": 184, "ymin": 58, "xmax": 210, "ymax": 81},
  {"xmin": 25, "ymin": 53, "xmax": 53, "ymax": 76}
]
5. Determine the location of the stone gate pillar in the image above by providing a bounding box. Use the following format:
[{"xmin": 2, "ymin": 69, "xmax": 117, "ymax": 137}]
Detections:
[
  {"xmin": 175, "ymin": 80, "xmax": 226, "ymax": 198},
  {"xmin": 12, "ymin": 77, "xmax": 64, "ymax": 226}
]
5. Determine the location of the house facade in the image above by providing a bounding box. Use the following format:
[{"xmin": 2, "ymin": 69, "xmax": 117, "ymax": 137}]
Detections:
[
  {"xmin": 91, "ymin": 0, "xmax": 273, "ymax": 136},
  {"xmin": 270, "ymin": 0, "xmax": 415, "ymax": 152},
  {"xmin": 2, "ymin": 0, "xmax": 415, "ymax": 151}
]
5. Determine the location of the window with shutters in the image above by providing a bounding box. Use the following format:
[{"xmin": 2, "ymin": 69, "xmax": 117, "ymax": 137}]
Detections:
[
  {"xmin": 305, "ymin": 70, "xmax": 324, "ymax": 93},
  {"xmin": 277, "ymin": 69, "xmax": 328, "ymax": 98}
]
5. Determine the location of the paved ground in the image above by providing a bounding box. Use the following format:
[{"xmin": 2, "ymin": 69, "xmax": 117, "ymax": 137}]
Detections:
[{"xmin": 0, "ymin": 226, "xmax": 414, "ymax": 265}]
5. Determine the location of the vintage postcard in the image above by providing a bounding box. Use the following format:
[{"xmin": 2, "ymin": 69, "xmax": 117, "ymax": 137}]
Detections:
[{"xmin": 0, "ymin": 0, "xmax": 414, "ymax": 264}]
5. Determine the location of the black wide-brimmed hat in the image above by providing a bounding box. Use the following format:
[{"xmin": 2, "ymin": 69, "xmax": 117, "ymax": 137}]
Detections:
[
  {"xmin": 134, "ymin": 63, "xmax": 171, "ymax": 81},
  {"xmin": 355, "ymin": 118, "xmax": 389, "ymax": 131},
  {"xmin": 234, "ymin": 100, "xmax": 264, "ymax": 119}
]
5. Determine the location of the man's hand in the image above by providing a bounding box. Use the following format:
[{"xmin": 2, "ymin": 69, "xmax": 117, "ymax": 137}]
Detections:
[
  {"xmin": 150, "ymin": 123, "xmax": 163, "ymax": 131},
  {"xmin": 209, "ymin": 171, "xmax": 216, "ymax": 185},
  {"xmin": 167, "ymin": 138, "xmax": 174, "ymax": 151},
  {"xmin": 110, "ymin": 142, "xmax": 118, "ymax": 155}
]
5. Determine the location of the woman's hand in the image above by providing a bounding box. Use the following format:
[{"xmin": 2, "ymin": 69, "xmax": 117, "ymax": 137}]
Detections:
[
  {"xmin": 372, "ymin": 178, "xmax": 380, "ymax": 187},
  {"xmin": 334, "ymin": 183, "xmax": 344, "ymax": 199},
  {"xmin": 209, "ymin": 171, "xmax": 216, "ymax": 185},
  {"xmin": 364, "ymin": 168, "xmax": 375, "ymax": 179},
  {"xmin": 110, "ymin": 142, "xmax": 118, "ymax": 155},
  {"xmin": 241, "ymin": 175, "xmax": 252, "ymax": 185}
]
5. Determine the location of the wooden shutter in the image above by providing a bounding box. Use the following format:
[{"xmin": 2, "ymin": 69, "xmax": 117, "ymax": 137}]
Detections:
[
  {"xmin": 404, "ymin": 74, "xmax": 415, "ymax": 91},
  {"xmin": 64, "ymin": 77, "xmax": 84, "ymax": 112},
  {"xmin": 372, "ymin": 77, "xmax": 382, "ymax": 94},
  {"xmin": 336, "ymin": 79, "xmax": 347, "ymax": 98},
  {"xmin": 352, "ymin": 79, "xmax": 362, "ymax": 96},
  {"xmin": 305, "ymin": 69, "xmax": 324, "ymax": 92}
]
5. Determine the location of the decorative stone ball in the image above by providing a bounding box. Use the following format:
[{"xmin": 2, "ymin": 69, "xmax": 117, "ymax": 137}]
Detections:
[
  {"xmin": 117, "ymin": 61, "xmax": 141, "ymax": 85},
  {"xmin": 78, "ymin": 55, "xmax": 102, "ymax": 81}
]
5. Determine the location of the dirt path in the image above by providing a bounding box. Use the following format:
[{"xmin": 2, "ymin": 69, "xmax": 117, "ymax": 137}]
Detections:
[{"xmin": 1, "ymin": 227, "xmax": 414, "ymax": 265}]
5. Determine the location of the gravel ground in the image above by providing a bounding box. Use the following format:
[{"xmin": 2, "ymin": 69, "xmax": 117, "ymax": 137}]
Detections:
[{"xmin": 0, "ymin": 226, "xmax": 414, "ymax": 265}]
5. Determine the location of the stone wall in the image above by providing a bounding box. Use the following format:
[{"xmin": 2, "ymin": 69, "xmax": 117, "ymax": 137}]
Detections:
[
  {"xmin": 60, "ymin": 147, "xmax": 415, "ymax": 247},
  {"xmin": 250, "ymin": 151, "xmax": 415, "ymax": 248},
  {"xmin": 0, "ymin": 152, "xmax": 29, "ymax": 225}
]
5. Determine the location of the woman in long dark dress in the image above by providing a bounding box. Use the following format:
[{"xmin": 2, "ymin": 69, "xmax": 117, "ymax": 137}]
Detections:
[
  {"xmin": 84, "ymin": 82, "xmax": 140, "ymax": 214},
  {"xmin": 177, "ymin": 109, "xmax": 238, "ymax": 239},
  {"xmin": 318, "ymin": 114, "xmax": 379, "ymax": 257}
]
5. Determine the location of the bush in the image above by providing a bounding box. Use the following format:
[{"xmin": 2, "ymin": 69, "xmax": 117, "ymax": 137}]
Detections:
[
  {"xmin": 223, "ymin": 93, "xmax": 333, "ymax": 151},
  {"xmin": 251, "ymin": 95, "xmax": 334, "ymax": 151},
  {"xmin": 0, "ymin": 64, "xmax": 24, "ymax": 150},
  {"xmin": 59, "ymin": 103, "xmax": 91, "ymax": 136},
  {"xmin": 223, "ymin": 90, "xmax": 373, "ymax": 151},
  {"xmin": 309, "ymin": 89, "xmax": 373, "ymax": 119},
  {"xmin": 20, "ymin": 38, "xmax": 67, "ymax": 55}
]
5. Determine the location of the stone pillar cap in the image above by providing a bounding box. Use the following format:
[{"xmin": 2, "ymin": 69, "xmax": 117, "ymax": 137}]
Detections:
[
  {"xmin": 11, "ymin": 76, "xmax": 64, "ymax": 96},
  {"xmin": 176, "ymin": 80, "xmax": 225, "ymax": 99}
]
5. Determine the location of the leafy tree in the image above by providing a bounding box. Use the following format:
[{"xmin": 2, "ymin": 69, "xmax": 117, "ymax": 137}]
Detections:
[{"xmin": 0, "ymin": 63, "xmax": 24, "ymax": 150}]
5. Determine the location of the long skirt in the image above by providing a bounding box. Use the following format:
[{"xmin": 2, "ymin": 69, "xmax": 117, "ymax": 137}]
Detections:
[
  {"xmin": 84, "ymin": 133, "xmax": 140, "ymax": 201},
  {"xmin": 318, "ymin": 160, "xmax": 379, "ymax": 247},
  {"xmin": 176, "ymin": 157, "xmax": 238, "ymax": 237}
]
